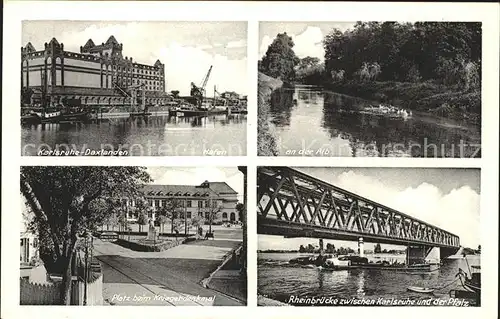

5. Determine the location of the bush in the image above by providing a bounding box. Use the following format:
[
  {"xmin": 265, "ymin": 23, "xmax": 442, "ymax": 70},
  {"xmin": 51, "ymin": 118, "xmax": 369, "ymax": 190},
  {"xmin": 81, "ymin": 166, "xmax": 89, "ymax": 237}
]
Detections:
[{"xmin": 115, "ymin": 238, "xmax": 184, "ymax": 252}]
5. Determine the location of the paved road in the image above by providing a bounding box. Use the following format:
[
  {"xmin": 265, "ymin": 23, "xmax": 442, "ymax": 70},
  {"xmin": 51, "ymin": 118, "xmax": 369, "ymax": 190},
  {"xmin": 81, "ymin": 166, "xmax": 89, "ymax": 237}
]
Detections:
[{"xmin": 93, "ymin": 228, "xmax": 243, "ymax": 306}]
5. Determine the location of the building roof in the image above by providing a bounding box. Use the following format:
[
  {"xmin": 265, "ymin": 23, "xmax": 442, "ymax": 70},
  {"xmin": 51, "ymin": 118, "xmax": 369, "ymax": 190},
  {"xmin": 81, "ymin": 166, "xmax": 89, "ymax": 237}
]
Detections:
[
  {"xmin": 25, "ymin": 42, "xmax": 36, "ymax": 52},
  {"xmin": 83, "ymin": 39, "xmax": 95, "ymax": 50},
  {"xmin": 142, "ymin": 184, "xmax": 217, "ymax": 197},
  {"xmin": 141, "ymin": 181, "xmax": 238, "ymax": 197},
  {"xmin": 206, "ymin": 182, "xmax": 238, "ymax": 195},
  {"xmin": 106, "ymin": 35, "xmax": 119, "ymax": 46}
]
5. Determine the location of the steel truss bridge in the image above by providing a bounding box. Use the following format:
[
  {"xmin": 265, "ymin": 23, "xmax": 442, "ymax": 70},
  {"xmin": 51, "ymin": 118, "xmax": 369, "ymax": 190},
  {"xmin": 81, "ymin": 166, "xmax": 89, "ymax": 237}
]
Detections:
[{"xmin": 257, "ymin": 167, "xmax": 460, "ymax": 249}]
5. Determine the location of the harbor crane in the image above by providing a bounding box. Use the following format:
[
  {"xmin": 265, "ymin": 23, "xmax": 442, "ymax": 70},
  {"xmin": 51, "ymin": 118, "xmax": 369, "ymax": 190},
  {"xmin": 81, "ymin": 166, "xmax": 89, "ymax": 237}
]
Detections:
[
  {"xmin": 113, "ymin": 81, "xmax": 146, "ymax": 112},
  {"xmin": 190, "ymin": 65, "xmax": 212, "ymax": 106}
]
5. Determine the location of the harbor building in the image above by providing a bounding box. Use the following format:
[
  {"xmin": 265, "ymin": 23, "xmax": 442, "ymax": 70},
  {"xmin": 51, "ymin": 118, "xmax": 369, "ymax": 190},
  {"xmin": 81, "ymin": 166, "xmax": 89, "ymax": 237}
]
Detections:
[
  {"xmin": 125, "ymin": 181, "xmax": 241, "ymax": 223},
  {"xmin": 21, "ymin": 35, "xmax": 171, "ymax": 108}
]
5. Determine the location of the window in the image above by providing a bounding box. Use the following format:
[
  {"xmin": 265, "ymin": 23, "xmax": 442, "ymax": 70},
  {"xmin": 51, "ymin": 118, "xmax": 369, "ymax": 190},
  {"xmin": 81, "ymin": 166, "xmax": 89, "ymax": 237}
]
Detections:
[
  {"xmin": 162, "ymin": 200, "xmax": 167, "ymax": 207},
  {"xmin": 205, "ymin": 212, "xmax": 210, "ymax": 219},
  {"xmin": 198, "ymin": 201, "xmax": 203, "ymax": 208},
  {"xmin": 198, "ymin": 212, "xmax": 203, "ymax": 217},
  {"xmin": 187, "ymin": 200, "xmax": 192, "ymax": 208},
  {"xmin": 187, "ymin": 212, "xmax": 192, "ymax": 219},
  {"xmin": 222, "ymin": 212, "xmax": 228, "ymax": 219},
  {"xmin": 205, "ymin": 200, "xmax": 210, "ymax": 207},
  {"xmin": 155, "ymin": 199, "xmax": 160, "ymax": 207}
]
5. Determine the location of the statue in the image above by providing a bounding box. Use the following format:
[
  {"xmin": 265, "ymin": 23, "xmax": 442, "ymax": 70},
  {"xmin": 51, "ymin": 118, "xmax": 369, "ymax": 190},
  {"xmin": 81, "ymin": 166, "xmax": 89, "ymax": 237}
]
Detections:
[{"xmin": 147, "ymin": 218, "xmax": 157, "ymax": 240}]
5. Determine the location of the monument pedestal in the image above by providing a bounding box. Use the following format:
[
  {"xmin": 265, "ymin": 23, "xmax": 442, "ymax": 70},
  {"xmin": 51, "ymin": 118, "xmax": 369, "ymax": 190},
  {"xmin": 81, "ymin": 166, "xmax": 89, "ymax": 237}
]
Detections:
[{"xmin": 147, "ymin": 227, "xmax": 157, "ymax": 241}]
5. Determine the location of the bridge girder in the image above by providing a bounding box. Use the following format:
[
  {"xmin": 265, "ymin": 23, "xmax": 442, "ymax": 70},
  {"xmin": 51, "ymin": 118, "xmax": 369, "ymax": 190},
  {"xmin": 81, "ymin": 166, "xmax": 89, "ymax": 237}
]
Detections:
[{"xmin": 257, "ymin": 167, "xmax": 460, "ymax": 249}]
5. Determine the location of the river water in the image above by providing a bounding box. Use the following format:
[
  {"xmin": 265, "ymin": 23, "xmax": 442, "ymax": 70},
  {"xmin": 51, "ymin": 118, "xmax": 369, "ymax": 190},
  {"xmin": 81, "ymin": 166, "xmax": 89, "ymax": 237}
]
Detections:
[
  {"xmin": 268, "ymin": 86, "xmax": 481, "ymax": 157},
  {"xmin": 21, "ymin": 114, "xmax": 247, "ymax": 156},
  {"xmin": 258, "ymin": 252, "xmax": 480, "ymax": 306}
]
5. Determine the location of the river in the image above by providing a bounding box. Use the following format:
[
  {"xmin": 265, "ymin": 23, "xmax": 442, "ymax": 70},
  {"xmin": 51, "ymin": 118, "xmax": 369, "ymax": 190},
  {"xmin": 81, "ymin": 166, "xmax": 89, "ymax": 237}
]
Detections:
[
  {"xmin": 268, "ymin": 86, "xmax": 481, "ymax": 157},
  {"xmin": 21, "ymin": 114, "xmax": 247, "ymax": 156},
  {"xmin": 258, "ymin": 252, "xmax": 480, "ymax": 306}
]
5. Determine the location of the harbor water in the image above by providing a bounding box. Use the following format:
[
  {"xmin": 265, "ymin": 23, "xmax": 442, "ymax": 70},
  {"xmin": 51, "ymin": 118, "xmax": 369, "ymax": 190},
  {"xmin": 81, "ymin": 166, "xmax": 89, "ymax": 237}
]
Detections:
[
  {"xmin": 258, "ymin": 252, "xmax": 480, "ymax": 306},
  {"xmin": 21, "ymin": 114, "xmax": 247, "ymax": 156},
  {"xmin": 268, "ymin": 86, "xmax": 481, "ymax": 158}
]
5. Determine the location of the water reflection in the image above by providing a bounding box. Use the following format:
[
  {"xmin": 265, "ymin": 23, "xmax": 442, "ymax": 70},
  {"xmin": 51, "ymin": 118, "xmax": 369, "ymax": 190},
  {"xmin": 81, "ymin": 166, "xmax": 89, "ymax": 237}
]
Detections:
[
  {"xmin": 258, "ymin": 253, "xmax": 481, "ymax": 305},
  {"xmin": 21, "ymin": 114, "xmax": 247, "ymax": 156},
  {"xmin": 267, "ymin": 86, "xmax": 481, "ymax": 158}
]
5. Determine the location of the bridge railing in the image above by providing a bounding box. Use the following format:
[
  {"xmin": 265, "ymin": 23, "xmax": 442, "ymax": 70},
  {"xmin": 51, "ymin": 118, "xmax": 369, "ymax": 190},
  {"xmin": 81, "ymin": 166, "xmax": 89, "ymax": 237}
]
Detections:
[{"xmin": 257, "ymin": 167, "xmax": 460, "ymax": 248}]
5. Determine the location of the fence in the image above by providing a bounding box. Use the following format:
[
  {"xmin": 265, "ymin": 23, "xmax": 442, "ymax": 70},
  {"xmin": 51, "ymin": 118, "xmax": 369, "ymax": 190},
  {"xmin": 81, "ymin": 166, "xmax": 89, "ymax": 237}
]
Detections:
[
  {"xmin": 20, "ymin": 273, "xmax": 104, "ymax": 305},
  {"xmin": 20, "ymin": 278, "xmax": 61, "ymax": 305},
  {"xmin": 71, "ymin": 274, "xmax": 104, "ymax": 305}
]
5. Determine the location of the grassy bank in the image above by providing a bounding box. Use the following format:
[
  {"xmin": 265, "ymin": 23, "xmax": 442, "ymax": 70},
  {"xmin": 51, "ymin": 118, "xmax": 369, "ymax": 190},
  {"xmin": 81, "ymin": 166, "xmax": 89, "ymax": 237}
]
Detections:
[
  {"xmin": 325, "ymin": 81, "xmax": 480, "ymax": 124},
  {"xmin": 258, "ymin": 72, "xmax": 283, "ymax": 156}
]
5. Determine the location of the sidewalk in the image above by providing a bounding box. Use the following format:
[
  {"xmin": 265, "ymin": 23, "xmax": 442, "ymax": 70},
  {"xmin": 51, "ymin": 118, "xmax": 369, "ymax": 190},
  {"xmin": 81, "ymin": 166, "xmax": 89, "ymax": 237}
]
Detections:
[{"xmin": 93, "ymin": 235, "xmax": 245, "ymax": 306}]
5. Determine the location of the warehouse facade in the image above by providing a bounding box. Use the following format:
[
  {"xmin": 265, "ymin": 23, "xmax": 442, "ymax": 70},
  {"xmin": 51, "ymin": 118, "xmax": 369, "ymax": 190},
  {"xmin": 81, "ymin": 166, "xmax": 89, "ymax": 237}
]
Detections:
[{"xmin": 21, "ymin": 35, "xmax": 171, "ymax": 107}]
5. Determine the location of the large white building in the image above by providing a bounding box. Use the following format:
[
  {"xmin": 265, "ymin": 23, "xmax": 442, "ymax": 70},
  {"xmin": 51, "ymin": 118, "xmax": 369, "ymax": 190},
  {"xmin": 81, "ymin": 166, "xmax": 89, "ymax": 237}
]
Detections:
[{"xmin": 125, "ymin": 181, "xmax": 241, "ymax": 223}]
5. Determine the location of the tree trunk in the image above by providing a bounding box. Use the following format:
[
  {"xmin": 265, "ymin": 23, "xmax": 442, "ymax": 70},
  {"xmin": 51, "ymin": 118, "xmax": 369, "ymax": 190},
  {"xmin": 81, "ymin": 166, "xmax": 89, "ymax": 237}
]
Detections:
[{"xmin": 60, "ymin": 253, "xmax": 73, "ymax": 305}]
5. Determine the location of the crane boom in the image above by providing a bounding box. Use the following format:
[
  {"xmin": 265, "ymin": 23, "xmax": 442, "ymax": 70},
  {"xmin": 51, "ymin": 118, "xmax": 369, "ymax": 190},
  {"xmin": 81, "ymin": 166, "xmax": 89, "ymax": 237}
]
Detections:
[{"xmin": 200, "ymin": 65, "xmax": 213, "ymax": 91}]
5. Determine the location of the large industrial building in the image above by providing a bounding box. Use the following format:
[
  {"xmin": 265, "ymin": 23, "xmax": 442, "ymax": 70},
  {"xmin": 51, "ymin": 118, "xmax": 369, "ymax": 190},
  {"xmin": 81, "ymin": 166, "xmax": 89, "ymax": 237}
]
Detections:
[
  {"xmin": 21, "ymin": 35, "xmax": 171, "ymax": 107},
  {"xmin": 125, "ymin": 181, "xmax": 241, "ymax": 224}
]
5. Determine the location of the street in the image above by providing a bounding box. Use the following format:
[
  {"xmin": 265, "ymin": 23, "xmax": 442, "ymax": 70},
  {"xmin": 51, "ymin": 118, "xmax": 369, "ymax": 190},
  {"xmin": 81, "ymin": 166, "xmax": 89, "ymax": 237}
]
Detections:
[{"xmin": 93, "ymin": 226, "xmax": 244, "ymax": 306}]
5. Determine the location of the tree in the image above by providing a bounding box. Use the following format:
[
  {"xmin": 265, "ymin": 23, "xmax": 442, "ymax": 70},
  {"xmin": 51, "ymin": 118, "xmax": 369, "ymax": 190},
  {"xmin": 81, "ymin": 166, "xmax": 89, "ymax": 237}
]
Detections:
[
  {"xmin": 170, "ymin": 90, "xmax": 180, "ymax": 98},
  {"xmin": 137, "ymin": 211, "xmax": 148, "ymax": 233},
  {"xmin": 135, "ymin": 198, "xmax": 153, "ymax": 233},
  {"xmin": 323, "ymin": 22, "xmax": 481, "ymax": 87},
  {"xmin": 165, "ymin": 198, "xmax": 185, "ymax": 233},
  {"xmin": 117, "ymin": 209, "xmax": 128, "ymax": 239},
  {"xmin": 374, "ymin": 243, "xmax": 382, "ymax": 254},
  {"xmin": 325, "ymin": 243, "xmax": 335, "ymax": 254},
  {"xmin": 156, "ymin": 215, "xmax": 168, "ymax": 235},
  {"xmin": 20, "ymin": 166, "xmax": 151, "ymax": 305},
  {"xmin": 259, "ymin": 32, "xmax": 300, "ymax": 82},
  {"xmin": 235, "ymin": 202, "xmax": 245, "ymax": 221},
  {"xmin": 204, "ymin": 198, "xmax": 222, "ymax": 234}
]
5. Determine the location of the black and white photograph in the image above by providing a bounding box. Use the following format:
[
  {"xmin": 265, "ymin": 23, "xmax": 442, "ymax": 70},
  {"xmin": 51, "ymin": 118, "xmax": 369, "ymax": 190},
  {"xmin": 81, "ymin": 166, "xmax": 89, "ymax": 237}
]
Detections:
[
  {"xmin": 21, "ymin": 21, "xmax": 248, "ymax": 156},
  {"xmin": 20, "ymin": 166, "xmax": 247, "ymax": 305},
  {"xmin": 257, "ymin": 166, "xmax": 480, "ymax": 306},
  {"xmin": 258, "ymin": 22, "xmax": 482, "ymax": 157}
]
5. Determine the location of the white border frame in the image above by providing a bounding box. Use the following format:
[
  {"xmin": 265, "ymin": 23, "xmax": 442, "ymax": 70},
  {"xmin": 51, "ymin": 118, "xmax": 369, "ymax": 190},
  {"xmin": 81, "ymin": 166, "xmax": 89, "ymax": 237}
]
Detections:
[{"xmin": 2, "ymin": 1, "xmax": 499, "ymax": 319}]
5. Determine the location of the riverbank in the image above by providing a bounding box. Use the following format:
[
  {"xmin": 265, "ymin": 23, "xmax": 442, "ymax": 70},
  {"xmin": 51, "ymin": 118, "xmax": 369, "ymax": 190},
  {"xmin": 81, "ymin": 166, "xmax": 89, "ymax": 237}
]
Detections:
[
  {"xmin": 324, "ymin": 80, "xmax": 480, "ymax": 124},
  {"xmin": 258, "ymin": 72, "xmax": 283, "ymax": 156}
]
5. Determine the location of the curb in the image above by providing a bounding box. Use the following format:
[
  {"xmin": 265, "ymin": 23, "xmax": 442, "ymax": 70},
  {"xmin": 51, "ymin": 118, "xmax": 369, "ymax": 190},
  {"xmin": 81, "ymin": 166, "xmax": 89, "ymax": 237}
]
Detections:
[{"xmin": 200, "ymin": 244, "xmax": 245, "ymax": 304}]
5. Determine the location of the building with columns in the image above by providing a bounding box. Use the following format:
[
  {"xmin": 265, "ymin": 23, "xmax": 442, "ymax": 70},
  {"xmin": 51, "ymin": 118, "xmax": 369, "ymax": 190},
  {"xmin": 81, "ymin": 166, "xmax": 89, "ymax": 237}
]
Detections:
[
  {"xmin": 21, "ymin": 35, "xmax": 171, "ymax": 108},
  {"xmin": 125, "ymin": 181, "xmax": 241, "ymax": 223}
]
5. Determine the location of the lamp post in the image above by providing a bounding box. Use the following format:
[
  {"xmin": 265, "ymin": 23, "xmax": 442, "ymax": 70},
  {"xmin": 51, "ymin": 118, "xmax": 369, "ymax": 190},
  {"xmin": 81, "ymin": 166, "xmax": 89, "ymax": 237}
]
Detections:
[{"xmin": 83, "ymin": 231, "xmax": 89, "ymax": 306}]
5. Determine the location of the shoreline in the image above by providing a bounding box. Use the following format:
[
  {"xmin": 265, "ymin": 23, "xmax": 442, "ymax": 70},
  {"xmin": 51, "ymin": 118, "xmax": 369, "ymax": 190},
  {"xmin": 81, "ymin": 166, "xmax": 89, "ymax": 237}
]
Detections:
[
  {"xmin": 257, "ymin": 72, "xmax": 283, "ymax": 156},
  {"xmin": 322, "ymin": 80, "xmax": 481, "ymax": 125}
]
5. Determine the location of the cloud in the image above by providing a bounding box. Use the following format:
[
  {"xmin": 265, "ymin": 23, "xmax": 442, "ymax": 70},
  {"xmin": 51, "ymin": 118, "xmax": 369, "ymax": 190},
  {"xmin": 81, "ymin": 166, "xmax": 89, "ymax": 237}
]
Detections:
[
  {"xmin": 334, "ymin": 171, "xmax": 480, "ymax": 248},
  {"xmin": 226, "ymin": 39, "xmax": 247, "ymax": 48},
  {"xmin": 259, "ymin": 170, "xmax": 480, "ymax": 249},
  {"xmin": 28, "ymin": 22, "xmax": 247, "ymax": 96},
  {"xmin": 259, "ymin": 26, "xmax": 325, "ymax": 61}
]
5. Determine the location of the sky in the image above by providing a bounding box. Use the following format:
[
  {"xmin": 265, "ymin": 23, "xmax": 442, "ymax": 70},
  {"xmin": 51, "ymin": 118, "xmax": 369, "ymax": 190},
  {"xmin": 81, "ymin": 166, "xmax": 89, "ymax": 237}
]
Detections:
[
  {"xmin": 259, "ymin": 22, "xmax": 355, "ymax": 62},
  {"xmin": 258, "ymin": 167, "xmax": 481, "ymax": 251},
  {"xmin": 22, "ymin": 21, "xmax": 248, "ymax": 96},
  {"xmin": 147, "ymin": 167, "xmax": 244, "ymax": 202}
]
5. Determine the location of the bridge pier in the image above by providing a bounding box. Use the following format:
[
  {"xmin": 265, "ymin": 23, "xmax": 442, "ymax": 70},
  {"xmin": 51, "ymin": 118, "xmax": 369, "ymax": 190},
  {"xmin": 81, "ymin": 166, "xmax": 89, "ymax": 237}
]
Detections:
[
  {"xmin": 406, "ymin": 245, "xmax": 441, "ymax": 265},
  {"xmin": 358, "ymin": 237, "xmax": 364, "ymax": 258},
  {"xmin": 319, "ymin": 238, "xmax": 324, "ymax": 256}
]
